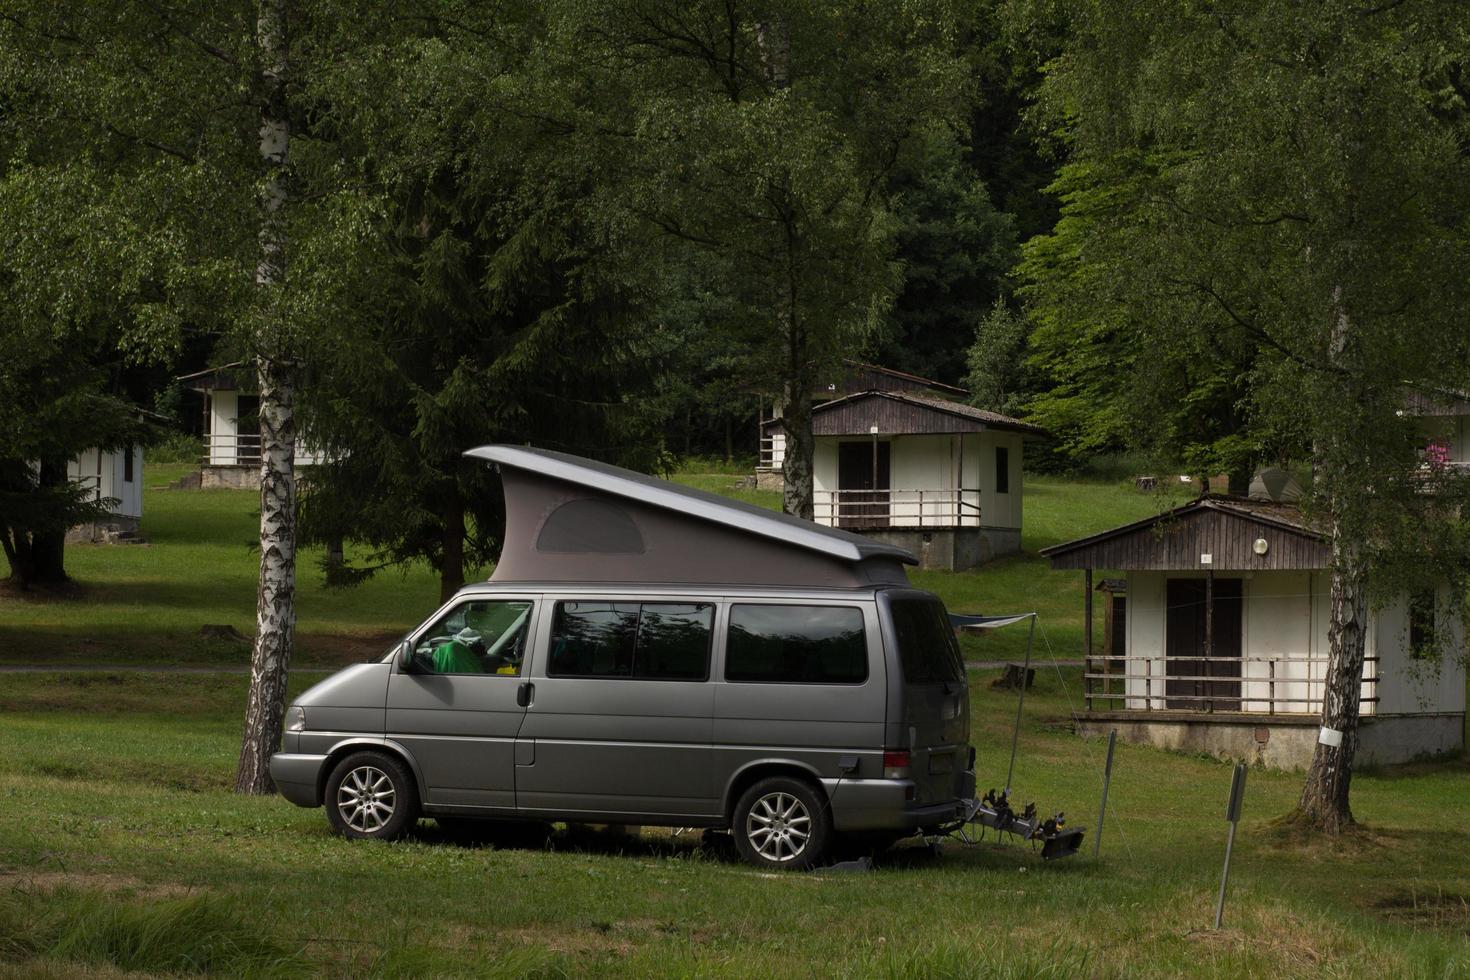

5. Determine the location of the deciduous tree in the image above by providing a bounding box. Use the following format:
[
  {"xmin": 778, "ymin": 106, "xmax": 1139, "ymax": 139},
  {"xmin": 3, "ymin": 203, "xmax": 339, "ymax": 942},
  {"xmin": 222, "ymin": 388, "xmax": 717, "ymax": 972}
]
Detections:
[{"xmin": 1023, "ymin": 0, "xmax": 1470, "ymax": 831}]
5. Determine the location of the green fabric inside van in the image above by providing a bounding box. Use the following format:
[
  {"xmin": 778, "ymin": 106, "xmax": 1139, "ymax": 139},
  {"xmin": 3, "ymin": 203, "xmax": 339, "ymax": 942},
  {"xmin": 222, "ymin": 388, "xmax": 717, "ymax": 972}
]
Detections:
[{"xmin": 432, "ymin": 639, "xmax": 483, "ymax": 673}]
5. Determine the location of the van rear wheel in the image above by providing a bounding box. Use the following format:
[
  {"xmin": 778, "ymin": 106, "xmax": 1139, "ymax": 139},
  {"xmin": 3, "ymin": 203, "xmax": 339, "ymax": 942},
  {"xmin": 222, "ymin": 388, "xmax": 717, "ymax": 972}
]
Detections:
[
  {"xmin": 732, "ymin": 777, "xmax": 830, "ymax": 870},
  {"xmin": 325, "ymin": 751, "xmax": 419, "ymax": 841}
]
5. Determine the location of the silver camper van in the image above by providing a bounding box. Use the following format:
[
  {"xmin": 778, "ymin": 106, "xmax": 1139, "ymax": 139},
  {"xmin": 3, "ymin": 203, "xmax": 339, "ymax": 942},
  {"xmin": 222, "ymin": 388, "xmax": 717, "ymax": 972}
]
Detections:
[{"xmin": 270, "ymin": 446, "xmax": 975, "ymax": 869}]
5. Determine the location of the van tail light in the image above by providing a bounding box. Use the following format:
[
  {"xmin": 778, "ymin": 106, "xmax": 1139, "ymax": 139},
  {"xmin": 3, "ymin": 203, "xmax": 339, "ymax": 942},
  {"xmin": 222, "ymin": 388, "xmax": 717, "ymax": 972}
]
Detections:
[{"xmin": 882, "ymin": 750, "xmax": 911, "ymax": 779}]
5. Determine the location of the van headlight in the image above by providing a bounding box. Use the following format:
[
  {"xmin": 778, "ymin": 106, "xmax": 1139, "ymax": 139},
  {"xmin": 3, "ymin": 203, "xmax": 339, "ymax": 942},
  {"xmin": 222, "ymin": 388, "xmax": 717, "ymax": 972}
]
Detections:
[{"xmin": 286, "ymin": 705, "xmax": 307, "ymax": 733}]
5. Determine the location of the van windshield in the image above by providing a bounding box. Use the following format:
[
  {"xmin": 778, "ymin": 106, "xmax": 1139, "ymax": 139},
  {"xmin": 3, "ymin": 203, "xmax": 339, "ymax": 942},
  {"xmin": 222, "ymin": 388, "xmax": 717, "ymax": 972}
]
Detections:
[{"xmin": 889, "ymin": 596, "xmax": 964, "ymax": 684}]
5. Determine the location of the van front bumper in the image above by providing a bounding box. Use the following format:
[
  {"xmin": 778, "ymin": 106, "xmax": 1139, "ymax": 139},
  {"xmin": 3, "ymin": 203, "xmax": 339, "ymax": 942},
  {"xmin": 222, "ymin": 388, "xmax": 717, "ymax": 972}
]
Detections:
[
  {"xmin": 822, "ymin": 775, "xmax": 976, "ymax": 832},
  {"xmin": 269, "ymin": 753, "xmax": 327, "ymax": 808}
]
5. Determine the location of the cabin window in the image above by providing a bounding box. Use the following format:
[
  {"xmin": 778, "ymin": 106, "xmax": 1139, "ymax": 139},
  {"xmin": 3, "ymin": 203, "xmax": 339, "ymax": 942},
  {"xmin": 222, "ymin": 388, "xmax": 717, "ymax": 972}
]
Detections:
[
  {"xmin": 1409, "ymin": 589, "xmax": 1437, "ymax": 660},
  {"xmin": 725, "ymin": 605, "xmax": 867, "ymax": 684},
  {"xmin": 549, "ymin": 601, "xmax": 712, "ymax": 680},
  {"xmin": 123, "ymin": 444, "xmax": 135, "ymax": 484},
  {"xmin": 995, "ymin": 446, "xmax": 1010, "ymax": 494}
]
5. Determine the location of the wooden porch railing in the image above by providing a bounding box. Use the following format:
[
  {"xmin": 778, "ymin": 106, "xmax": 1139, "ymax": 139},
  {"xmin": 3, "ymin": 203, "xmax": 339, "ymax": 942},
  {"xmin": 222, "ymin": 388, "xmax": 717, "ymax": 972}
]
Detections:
[{"xmin": 1083, "ymin": 652, "xmax": 1380, "ymax": 714}]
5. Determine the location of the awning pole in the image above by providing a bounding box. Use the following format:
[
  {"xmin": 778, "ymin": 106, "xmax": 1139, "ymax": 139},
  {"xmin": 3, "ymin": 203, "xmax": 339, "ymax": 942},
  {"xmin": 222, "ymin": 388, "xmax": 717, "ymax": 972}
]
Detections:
[{"xmin": 1004, "ymin": 612, "xmax": 1037, "ymax": 795}]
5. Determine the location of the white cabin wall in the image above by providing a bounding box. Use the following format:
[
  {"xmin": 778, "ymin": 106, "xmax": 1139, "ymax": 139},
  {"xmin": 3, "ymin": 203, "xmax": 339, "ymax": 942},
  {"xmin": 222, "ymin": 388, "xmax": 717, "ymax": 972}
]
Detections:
[
  {"xmin": 888, "ymin": 435, "xmax": 950, "ymax": 527},
  {"xmin": 65, "ymin": 446, "xmax": 143, "ymax": 520},
  {"xmin": 1375, "ymin": 585, "xmax": 1467, "ymax": 716},
  {"xmin": 812, "ymin": 439, "xmax": 837, "ymax": 493},
  {"xmin": 1241, "ymin": 572, "xmax": 1315, "ymax": 712},
  {"xmin": 1125, "ymin": 571, "xmax": 1165, "ymax": 709},
  {"xmin": 115, "ymin": 445, "xmax": 143, "ymax": 519},
  {"xmin": 971, "ymin": 432, "xmax": 1022, "ymax": 530},
  {"xmin": 209, "ymin": 390, "xmax": 239, "ymax": 465}
]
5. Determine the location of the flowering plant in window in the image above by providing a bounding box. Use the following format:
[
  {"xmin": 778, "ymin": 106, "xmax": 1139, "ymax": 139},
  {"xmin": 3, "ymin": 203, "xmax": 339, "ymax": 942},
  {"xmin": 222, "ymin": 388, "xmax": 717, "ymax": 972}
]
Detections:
[{"xmin": 1423, "ymin": 440, "xmax": 1452, "ymax": 471}]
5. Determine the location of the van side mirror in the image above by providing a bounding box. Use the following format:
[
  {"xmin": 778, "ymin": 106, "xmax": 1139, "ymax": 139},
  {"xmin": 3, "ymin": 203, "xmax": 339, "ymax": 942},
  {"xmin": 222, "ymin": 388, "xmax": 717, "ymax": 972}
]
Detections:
[{"xmin": 397, "ymin": 640, "xmax": 417, "ymax": 673}]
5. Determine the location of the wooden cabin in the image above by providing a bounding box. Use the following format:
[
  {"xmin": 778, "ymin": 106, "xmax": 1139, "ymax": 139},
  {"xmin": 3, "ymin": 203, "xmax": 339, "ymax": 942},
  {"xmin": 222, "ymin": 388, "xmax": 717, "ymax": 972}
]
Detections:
[
  {"xmin": 64, "ymin": 444, "xmax": 145, "ymax": 538},
  {"xmin": 178, "ymin": 364, "xmax": 325, "ymax": 489},
  {"xmin": 1042, "ymin": 496, "xmax": 1466, "ymax": 768},
  {"xmin": 758, "ymin": 362, "xmax": 1047, "ymax": 571}
]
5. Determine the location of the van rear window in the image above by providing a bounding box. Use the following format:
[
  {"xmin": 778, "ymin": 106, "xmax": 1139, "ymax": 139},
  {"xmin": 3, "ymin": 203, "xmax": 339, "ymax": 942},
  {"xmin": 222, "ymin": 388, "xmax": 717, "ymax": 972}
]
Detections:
[
  {"xmin": 889, "ymin": 597, "xmax": 965, "ymax": 684},
  {"xmin": 725, "ymin": 605, "xmax": 867, "ymax": 684}
]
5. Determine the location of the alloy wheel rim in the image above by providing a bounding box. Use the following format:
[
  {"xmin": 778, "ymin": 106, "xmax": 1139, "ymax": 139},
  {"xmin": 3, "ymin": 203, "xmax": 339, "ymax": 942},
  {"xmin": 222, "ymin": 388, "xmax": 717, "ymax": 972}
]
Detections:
[
  {"xmin": 337, "ymin": 765, "xmax": 396, "ymax": 833},
  {"xmin": 746, "ymin": 791, "xmax": 811, "ymax": 862}
]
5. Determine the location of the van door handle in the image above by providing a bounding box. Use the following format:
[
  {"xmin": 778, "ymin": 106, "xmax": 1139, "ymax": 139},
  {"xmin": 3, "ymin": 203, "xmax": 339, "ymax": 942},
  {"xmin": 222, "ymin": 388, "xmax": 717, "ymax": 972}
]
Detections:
[{"xmin": 516, "ymin": 681, "xmax": 534, "ymax": 708}]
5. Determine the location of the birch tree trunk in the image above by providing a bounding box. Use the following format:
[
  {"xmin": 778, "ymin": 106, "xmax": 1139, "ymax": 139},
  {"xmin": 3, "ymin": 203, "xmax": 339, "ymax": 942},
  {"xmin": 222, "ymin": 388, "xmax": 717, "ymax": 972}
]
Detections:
[
  {"xmin": 235, "ymin": 0, "xmax": 297, "ymax": 795},
  {"xmin": 1296, "ymin": 531, "xmax": 1367, "ymax": 832},
  {"xmin": 1295, "ymin": 288, "xmax": 1367, "ymax": 832}
]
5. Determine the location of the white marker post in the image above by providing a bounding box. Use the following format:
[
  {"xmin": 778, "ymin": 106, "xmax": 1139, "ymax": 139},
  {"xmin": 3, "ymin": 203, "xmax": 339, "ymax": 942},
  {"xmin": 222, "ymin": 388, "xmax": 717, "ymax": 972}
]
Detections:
[{"xmin": 1214, "ymin": 762, "xmax": 1248, "ymax": 929}]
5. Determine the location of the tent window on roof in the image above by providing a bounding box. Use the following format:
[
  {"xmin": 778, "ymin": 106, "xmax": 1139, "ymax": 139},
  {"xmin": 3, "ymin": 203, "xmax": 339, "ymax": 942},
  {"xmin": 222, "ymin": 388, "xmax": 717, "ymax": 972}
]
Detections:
[{"xmin": 536, "ymin": 497, "xmax": 645, "ymax": 555}]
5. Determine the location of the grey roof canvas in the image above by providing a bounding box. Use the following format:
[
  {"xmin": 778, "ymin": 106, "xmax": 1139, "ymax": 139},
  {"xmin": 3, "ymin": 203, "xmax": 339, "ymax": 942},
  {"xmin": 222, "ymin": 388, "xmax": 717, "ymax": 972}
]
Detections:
[{"xmin": 465, "ymin": 445, "xmax": 916, "ymax": 588}]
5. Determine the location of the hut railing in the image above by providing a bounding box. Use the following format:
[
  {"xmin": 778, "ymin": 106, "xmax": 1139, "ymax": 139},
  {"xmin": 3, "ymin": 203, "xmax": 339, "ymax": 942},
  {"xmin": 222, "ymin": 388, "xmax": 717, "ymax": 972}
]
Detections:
[
  {"xmin": 757, "ymin": 435, "xmax": 781, "ymax": 470},
  {"xmin": 813, "ymin": 488, "xmax": 981, "ymax": 529},
  {"xmin": 201, "ymin": 434, "xmax": 324, "ymax": 467},
  {"xmin": 1083, "ymin": 652, "xmax": 1380, "ymax": 715}
]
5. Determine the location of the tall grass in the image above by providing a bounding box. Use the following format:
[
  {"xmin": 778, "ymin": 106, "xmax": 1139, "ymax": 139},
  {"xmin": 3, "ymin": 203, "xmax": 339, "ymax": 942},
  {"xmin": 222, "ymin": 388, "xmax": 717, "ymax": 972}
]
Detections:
[{"xmin": 0, "ymin": 886, "xmax": 302, "ymax": 976}]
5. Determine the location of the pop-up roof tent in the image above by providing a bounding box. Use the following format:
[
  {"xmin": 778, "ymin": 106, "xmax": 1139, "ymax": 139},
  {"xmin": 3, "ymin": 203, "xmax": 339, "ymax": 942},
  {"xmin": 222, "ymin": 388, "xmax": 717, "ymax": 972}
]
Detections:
[{"xmin": 464, "ymin": 445, "xmax": 916, "ymax": 588}]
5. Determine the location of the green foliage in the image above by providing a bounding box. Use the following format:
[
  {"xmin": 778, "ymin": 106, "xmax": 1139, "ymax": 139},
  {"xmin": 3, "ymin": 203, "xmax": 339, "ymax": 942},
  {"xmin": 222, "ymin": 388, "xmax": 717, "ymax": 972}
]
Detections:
[
  {"xmin": 881, "ymin": 132, "xmax": 1018, "ymax": 385},
  {"xmin": 1021, "ymin": 0, "xmax": 1470, "ymax": 610},
  {"xmin": 965, "ymin": 301, "xmax": 1029, "ymax": 416}
]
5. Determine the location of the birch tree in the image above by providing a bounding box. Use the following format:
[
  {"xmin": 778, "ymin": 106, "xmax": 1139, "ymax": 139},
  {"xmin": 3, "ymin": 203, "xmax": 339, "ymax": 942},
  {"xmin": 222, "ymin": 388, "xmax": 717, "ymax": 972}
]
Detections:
[
  {"xmin": 234, "ymin": 0, "xmax": 298, "ymax": 794},
  {"xmin": 0, "ymin": 1, "xmax": 370, "ymax": 791},
  {"xmin": 1022, "ymin": 0, "xmax": 1470, "ymax": 831}
]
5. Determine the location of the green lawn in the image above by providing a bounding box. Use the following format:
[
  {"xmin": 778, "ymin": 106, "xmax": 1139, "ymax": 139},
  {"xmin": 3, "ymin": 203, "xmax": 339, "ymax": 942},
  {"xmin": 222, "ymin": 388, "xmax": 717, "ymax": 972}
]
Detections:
[
  {"xmin": 1, "ymin": 466, "xmax": 1467, "ymax": 976},
  {"xmin": 0, "ymin": 669, "xmax": 1466, "ymax": 977}
]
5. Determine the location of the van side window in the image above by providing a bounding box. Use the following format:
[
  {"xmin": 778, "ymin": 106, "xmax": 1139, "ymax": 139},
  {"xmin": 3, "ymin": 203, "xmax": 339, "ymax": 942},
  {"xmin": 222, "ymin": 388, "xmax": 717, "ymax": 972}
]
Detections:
[
  {"xmin": 413, "ymin": 600, "xmax": 533, "ymax": 676},
  {"xmin": 725, "ymin": 605, "xmax": 867, "ymax": 684},
  {"xmin": 549, "ymin": 602, "xmax": 713, "ymax": 680}
]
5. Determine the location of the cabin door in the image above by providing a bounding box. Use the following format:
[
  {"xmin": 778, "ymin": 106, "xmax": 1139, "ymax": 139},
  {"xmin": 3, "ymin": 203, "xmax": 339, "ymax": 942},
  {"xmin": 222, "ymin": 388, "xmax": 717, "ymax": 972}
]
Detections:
[
  {"xmin": 836, "ymin": 440, "xmax": 891, "ymax": 529},
  {"xmin": 1165, "ymin": 578, "xmax": 1243, "ymax": 711}
]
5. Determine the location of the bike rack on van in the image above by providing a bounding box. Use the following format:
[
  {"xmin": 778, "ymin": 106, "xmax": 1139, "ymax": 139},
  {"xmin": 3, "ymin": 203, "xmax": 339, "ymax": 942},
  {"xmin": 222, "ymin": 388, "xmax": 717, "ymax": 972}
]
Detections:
[{"xmin": 944, "ymin": 611, "xmax": 1086, "ymax": 860}]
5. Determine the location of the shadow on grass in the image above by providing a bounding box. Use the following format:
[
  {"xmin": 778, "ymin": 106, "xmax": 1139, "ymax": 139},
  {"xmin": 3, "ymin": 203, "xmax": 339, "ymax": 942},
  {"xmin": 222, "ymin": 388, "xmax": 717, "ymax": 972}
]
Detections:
[{"xmin": 409, "ymin": 819, "xmax": 1087, "ymax": 875}]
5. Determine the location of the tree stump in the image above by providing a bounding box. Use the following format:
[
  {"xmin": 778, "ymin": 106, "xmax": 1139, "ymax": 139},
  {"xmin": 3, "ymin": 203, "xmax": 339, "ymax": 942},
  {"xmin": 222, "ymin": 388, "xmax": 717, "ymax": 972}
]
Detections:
[{"xmin": 992, "ymin": 664, "xmax": 1035, "ymax": 690}]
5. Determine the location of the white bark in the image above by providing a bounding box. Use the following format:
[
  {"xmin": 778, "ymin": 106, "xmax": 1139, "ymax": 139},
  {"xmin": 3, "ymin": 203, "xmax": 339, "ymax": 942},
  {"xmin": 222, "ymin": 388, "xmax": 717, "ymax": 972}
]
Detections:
[
  {"xmin": 1296, "ymin": 285, "xmax": 1367, "ymax": 831},
  {"xmin": 236, "ymin": 0, "xmax": 296, "ymax": 794}
]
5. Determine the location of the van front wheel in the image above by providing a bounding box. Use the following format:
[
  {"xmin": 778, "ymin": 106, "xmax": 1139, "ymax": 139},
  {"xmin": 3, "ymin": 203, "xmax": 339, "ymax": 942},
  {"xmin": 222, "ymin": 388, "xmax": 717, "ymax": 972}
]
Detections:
[
  {"xmin": 732, "ymin": 777, "xmax": 830, "ymax": 870},
  {"xmin": 325, "ymin": 751, "xmax": 419, "ymax": 841}
]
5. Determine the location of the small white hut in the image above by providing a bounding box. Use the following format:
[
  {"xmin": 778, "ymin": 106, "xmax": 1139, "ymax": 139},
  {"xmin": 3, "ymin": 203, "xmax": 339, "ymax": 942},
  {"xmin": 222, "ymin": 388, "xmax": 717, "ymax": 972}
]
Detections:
[
  {"xmin": 1043, "ymin": 496, "xmax": 1466, "ymax": 768},
  {"xmin": 758, "ymin": 362, "xmax": 1047, "ymax": 571},
  {"xmin": 66, "ymin": 444, "xmax": 145, "ymax": 535},
  {"xmin": 178, "ymin": 364, "xmax": 325, "ymax": 489}
]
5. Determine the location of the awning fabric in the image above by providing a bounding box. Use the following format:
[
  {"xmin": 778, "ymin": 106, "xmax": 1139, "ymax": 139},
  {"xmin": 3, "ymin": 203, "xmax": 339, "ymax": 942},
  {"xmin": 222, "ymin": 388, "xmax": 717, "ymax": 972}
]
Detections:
[{"xmin": 948, "ymin": 613, "xmax": 1034, "ymax": 631}]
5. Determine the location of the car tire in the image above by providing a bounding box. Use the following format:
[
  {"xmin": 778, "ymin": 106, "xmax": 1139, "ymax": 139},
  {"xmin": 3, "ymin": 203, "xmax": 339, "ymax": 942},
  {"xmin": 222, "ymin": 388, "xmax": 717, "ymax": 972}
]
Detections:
[
  {"xmin": 324, "ymin": 751, "xmax": 419, "ymax": 841},
  {"xmin": 732, "ymin": 776, "xmax": 831, "ymax": 870}
]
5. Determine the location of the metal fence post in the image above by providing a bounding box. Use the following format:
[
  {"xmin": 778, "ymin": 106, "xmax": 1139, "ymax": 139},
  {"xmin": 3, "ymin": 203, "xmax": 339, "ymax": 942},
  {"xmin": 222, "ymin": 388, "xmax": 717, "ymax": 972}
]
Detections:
[
  {"xmin": 1214, "ymin": 762, "xmax": 1248, "ymax": 929},
  {"xmin": 1093, "ymin": 729, "xmax": 1117, "ymax": 859}
]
